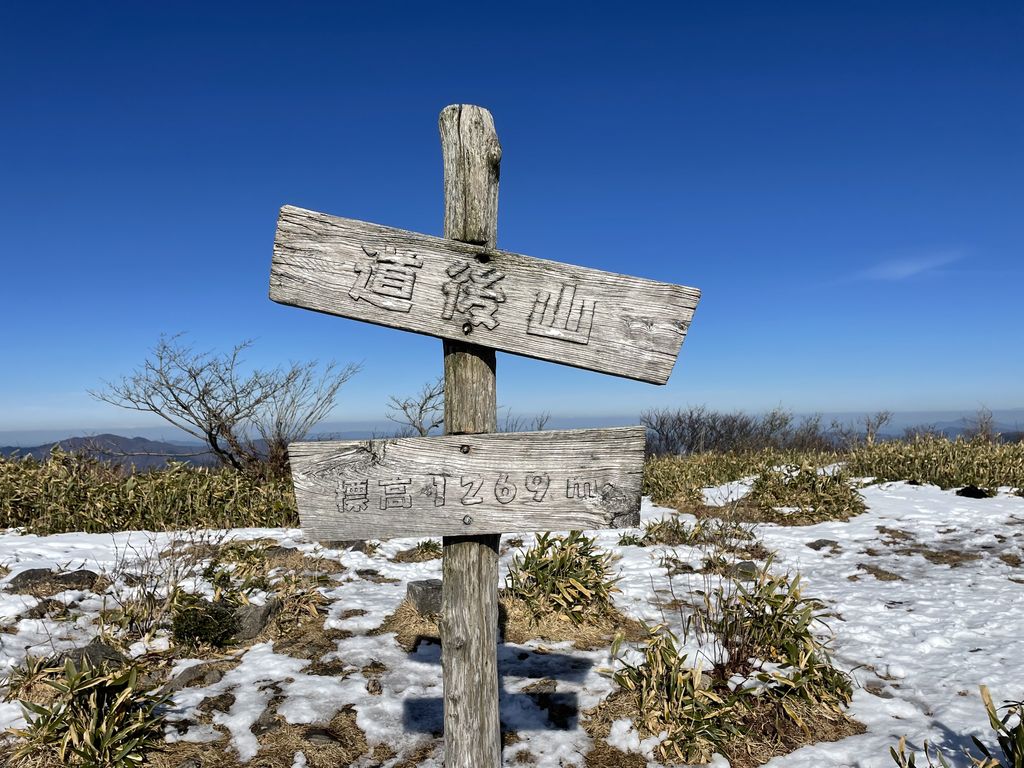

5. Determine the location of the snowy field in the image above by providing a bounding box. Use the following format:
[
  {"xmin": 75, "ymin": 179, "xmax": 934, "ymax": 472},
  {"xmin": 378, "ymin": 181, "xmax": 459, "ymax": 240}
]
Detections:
[{"xmin": 0, "ymin": 481, "xmax": 1022, "ymax": 767}]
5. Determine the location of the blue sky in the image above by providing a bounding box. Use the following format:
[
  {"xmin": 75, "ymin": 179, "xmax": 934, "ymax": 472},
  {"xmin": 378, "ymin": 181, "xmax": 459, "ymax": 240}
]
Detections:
[{"xmin": 1, "ymin": 1, "xmax": 1021, "ymax": 440}]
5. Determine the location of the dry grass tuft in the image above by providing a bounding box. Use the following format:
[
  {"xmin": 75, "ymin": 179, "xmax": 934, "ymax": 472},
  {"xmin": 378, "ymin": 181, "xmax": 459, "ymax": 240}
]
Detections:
[
  {"xmin": 372, "ymin": 595, "xmax": 645, "ymax": 652},
  {"xmin": 583, "ymin": 688, "xmax": 864, "ymax": 768},
  {"xmin": 392, "ymin": 540, "xmax": 442, "ymax": 563},
  {"xmin": 499, "ymin": 594, "xmax": 646, "ymax": 650},
  {"xmin": 372, "ymin": 599, "xmax": 440, "ymax": 652},
  {"xmin": 721, "ymin": 697, "xmax": 865, "ymax": 768}
]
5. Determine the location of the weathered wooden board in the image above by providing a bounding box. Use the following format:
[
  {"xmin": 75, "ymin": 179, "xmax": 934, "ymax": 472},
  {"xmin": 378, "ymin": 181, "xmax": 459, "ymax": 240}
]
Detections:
[
  {"xmin": 289, "ymin": 426, "xmax": 645, "ymax": 540},
  {"xmin": 270, "ymin": 206, "xmax": 700, "ymax": 385}
]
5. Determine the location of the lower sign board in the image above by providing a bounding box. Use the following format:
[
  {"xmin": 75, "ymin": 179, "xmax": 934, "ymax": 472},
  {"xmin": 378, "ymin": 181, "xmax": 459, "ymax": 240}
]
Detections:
[{"xmin": 288, "ymin": 426, "xmax": 645, "ymax": 540}]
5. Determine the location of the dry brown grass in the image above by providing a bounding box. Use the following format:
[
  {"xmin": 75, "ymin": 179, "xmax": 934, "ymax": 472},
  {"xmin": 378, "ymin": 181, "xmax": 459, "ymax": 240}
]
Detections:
[
  {"xmin": 583, "ymin": 688, "xmax": 864, "ymax": 768},
  {"xmin": 372, "ymin": 599, "xmax": 440, "ymax": 652},
  {"xmin": 391, "ymin": 541, "xmax": 442, "ymax": 563},
  {"xmin": 153, "ymin": 707, "xmax": 368, "ymax": 768},
  {"xmin": 720, "ymin": 697, "xmax": 865, "ymax": 768},
  {"xmin": 373, "ymin": 595, "xmax": 646, "ymax": 653},
  {"xmin": 500, "ymin": 595, "xmax": 646, "ymax": 650}
]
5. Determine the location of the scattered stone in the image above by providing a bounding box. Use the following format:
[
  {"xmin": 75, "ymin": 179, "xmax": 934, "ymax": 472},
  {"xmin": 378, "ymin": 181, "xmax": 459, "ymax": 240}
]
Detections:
[
  {"xmin": 321, "ymin": 540, "xmax": 377, "ymax": 554},
  {"xmin": 264, "ymin": 545, "xmax": 298, "ymax": 558},
  {"xmin": 864, "ymin": 680, "xmax": 894, "ymax": 699},
  {"xmin": 10, "ymin": 568, "xmax": 100, "ymax": 595},
  {"xmin": 199, "ymin": 692, "xmax": 236, "ymax": 713},
  {"xmin": 522, "ymin": 678, "xmax": 557, "ymax": 695},
  {"xmin": 303, "ymin": 726, "xmax": 342, "ymax": 746},
  {"xmin": 857, "ymin": 563, "xmax": 904, "ymax": 582},
  {"xmin": 957, "ymin": 485, "xmax": 994, "ymax": 499},
  {"xmin": 356, "ymin": 568, "xmax": 398, "ymax": 584},
  {"xmin": 164, "ymin": 662, "xmax": 225, "ymax": 693},
  {"xmin": 53, "ymin": 637, "xmax": 128, "ymax": 669},
  {"xmin": 806, "ymin": 539, "xmax": 839, "ymax": 552},
  {"xmin": 56, "ymin": 569, "xmax": 101, "ymax": 590},
  {"xmin": 175, "ymin": 759, "xmax": 201, "ymax": 768},
  {"xmin": 250, "ymin": 697, "xmax": 283, "ymax": 735},
  {"xmin": 233, "ymin": 597, "xmax": 283, "ymax": 642},
  {"xmin": 407, "ymin": 579, "xmax": 442, "ymax": 615},
  {"xmin": 24, "ymin": 598, "xmax": 62, "ymax": 619},
  {"xmin": 7, "ymin": 568, "xmax": 56, "ymax": 591},
  {"xmin": 727, "ymin": 561, "xmax": 760, "ymax": 580}
]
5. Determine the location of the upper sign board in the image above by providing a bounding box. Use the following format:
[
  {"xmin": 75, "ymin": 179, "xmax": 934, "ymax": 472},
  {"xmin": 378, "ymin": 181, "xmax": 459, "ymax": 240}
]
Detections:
[
  {"xmin": 270, "ymin": 206, "xmax": 700, "ymax": 385},
  {"xmin": 288, "ymin": 426, "xmax": 644, "ymax": 540}
]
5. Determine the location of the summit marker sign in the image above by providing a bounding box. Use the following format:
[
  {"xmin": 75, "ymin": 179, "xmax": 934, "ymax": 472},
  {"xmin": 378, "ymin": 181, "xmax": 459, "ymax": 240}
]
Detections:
[{"xmin": 270, "ymin": 206, "xmax": 700, "ymax": 385}]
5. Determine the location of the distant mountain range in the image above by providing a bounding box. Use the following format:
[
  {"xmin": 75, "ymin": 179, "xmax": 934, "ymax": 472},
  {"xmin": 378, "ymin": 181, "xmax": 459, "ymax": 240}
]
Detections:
[
  {"xmin": 0, "ymin": 434, "xmax": 216, "ymax": 469},
  {"xmin": 2, "ymin": 414, "xmax": 1021, "ymax": 470}
]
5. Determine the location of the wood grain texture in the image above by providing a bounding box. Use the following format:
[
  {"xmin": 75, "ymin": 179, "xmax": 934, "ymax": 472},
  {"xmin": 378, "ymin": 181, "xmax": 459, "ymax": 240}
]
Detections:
[
  {"xmin": 288, "ymin": 426, "xmax": 644, "ymax": 540},
  {"xmin": 438, "ymin": 104, "xmax": 502, "ymax": 768},
  {"xmin": 270, "ymin": 207, "xmax": 701, "ymax": 385}
]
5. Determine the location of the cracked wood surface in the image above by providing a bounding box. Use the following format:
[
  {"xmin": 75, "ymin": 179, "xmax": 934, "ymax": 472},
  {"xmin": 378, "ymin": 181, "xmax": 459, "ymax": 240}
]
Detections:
[{"xmin": 270, "ymin": 206, "xmax": 700, "ymax": 385}]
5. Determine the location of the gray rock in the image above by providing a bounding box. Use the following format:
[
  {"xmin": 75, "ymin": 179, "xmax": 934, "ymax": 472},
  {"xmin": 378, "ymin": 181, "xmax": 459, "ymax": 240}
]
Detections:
[
  {"xmin": 727, "ymin": 561, "xmax": 760, "ymax": 580},
  {"xmin": 250, "ymin": 696, "xmax": 283, "ymax": 735},
  {"xmin": 522, "ymin": 678, "xmax": 557, "ymax": 695},
  {"xmin": 199, "ymin": 692, "xmax": 235, "ymax": 713},
  {"xmin": 164, "ymin": 663, "xmax": 225, "ymax": 693},
  {"xmin": 264, "ymin": 545, "xmax": 298, "ymax": 558},
  {"xmin": 25, "ymin": 598, "xmax": 61, "ymax": 619},
  {"xmin": 54, "ymin": 637, "xmax": 127, "ymax": 669},
  {"xmin": 303, "ymin": 726, "xmax": 342, "ymax": 745},
  {"xmin": 407, "ymin": 579, "xmax": 442, "ymax": 615},
  {"xmin": 233, "ymin": 597, "xmax": 283, "ymax": 642},
  {"xmin": 8, "ymin": 568, "xmax": 55, "ymax": 591},
  {"xmin": 806, "ymin": 539, "xmax": 839, "ymax": 551},
  {"xmin": 55, "ymin": 570, "xmax": 100, "ymax": 590},
  {"xmin": 320, "ymin": 539, "xmax": 376, "ymax": 554},
  {"xmin": 7, "ymin": 568, "xmax": 99, "ymax": 595},
  {"xmin": 175, "ymin": 759, "xmax": 202, "ymax": 768}
]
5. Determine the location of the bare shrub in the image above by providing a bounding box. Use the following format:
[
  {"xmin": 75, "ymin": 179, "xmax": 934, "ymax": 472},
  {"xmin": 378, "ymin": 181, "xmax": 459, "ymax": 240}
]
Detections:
[
  {"xmin": 641, "ymin": 406, "xmax": 833, "ymax": 456},
  {"xmin": 92, "ymin": 334, "xmax": 359, "ymax": 477},
  {"xmin": 385, "ymin": 375, "xmax": 444, "ymax": 436}
]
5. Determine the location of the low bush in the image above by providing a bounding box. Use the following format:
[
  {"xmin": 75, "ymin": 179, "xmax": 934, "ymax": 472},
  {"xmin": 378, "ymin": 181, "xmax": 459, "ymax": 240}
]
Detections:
[
  {"xmin": 505, "ymin": 531, "xmax": 618, "ymax": 624},
  {"xmin": 707, "ymin": 565, "xmax": 852, "ymax": 711},
  {"xmin": 613, "ymin": 627, "xmax": 742, "ymax": 763},
  {"xmin": 607, "ymin": 565, "xmax": 854, "ymax": 765},
  {"xmin": 848, "ymin": 436, "xmax": 1024, "ymax": 491},
  {"xmin": 171, "ymin": 593, "xmax": 239, "ymax": 647},
  {"xmin": 890, "ymin": 686, "xmax": 1023, "ymax": 767},
  {"xmin": 7, "ymin": 659, "xmax": 166, "ymax": 768},
  {"xmin": 0, "ymin": 450, "xmax": 297, "ymax": 534},
  {"xmin": 748, "ymin": 464, "xmax": 866, "ymax": 524}
]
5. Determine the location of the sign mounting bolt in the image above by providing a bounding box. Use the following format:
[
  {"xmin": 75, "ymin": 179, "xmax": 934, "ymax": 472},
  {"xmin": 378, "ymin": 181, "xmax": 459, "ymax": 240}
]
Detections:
[
  {"xmin": 462, "ymin": 514, "xmax": 473, "ymax": 525},
  {"xmin": 460, "ymin": 444, "xmax": 470, "ymax": 454}
]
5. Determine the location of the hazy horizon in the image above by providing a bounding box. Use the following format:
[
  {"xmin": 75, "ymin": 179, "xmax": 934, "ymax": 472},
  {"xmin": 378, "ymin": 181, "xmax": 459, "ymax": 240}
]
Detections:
[{"xmin": 3, "ymin": 406, "xmax": 1022, "ymax": 448}]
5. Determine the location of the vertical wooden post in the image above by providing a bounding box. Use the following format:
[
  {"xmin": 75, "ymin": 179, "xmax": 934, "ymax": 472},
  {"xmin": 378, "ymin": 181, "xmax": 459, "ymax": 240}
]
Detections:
[{"xmin": 439, "ymin": 104, "xmax": 502, "ymax": 768}]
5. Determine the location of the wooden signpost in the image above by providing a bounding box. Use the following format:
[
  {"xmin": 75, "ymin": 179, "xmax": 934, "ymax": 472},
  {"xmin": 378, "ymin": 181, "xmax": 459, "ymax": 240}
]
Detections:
[{"xmin": 269, "ymin": 104, "xmax": 701, "ymax": 767}]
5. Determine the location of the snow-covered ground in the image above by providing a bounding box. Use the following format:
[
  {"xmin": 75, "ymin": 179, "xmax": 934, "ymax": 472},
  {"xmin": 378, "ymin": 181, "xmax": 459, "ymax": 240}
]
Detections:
[{"xmin": 0, "ymin": 481, "xmax": 1021, "ymax": 767}]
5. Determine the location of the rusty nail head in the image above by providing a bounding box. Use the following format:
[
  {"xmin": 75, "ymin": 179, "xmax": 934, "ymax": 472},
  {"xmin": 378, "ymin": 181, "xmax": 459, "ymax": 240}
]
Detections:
[{"xmin": 462, "ymin": 514, "xmax": 472, "ymax": 525}]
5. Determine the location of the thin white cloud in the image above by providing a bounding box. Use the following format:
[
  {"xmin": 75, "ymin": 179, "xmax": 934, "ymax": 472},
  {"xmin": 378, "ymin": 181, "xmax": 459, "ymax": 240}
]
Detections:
[{"xmin": 858, "ymin": 251, "xmax": 961, "ymax": 281}]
